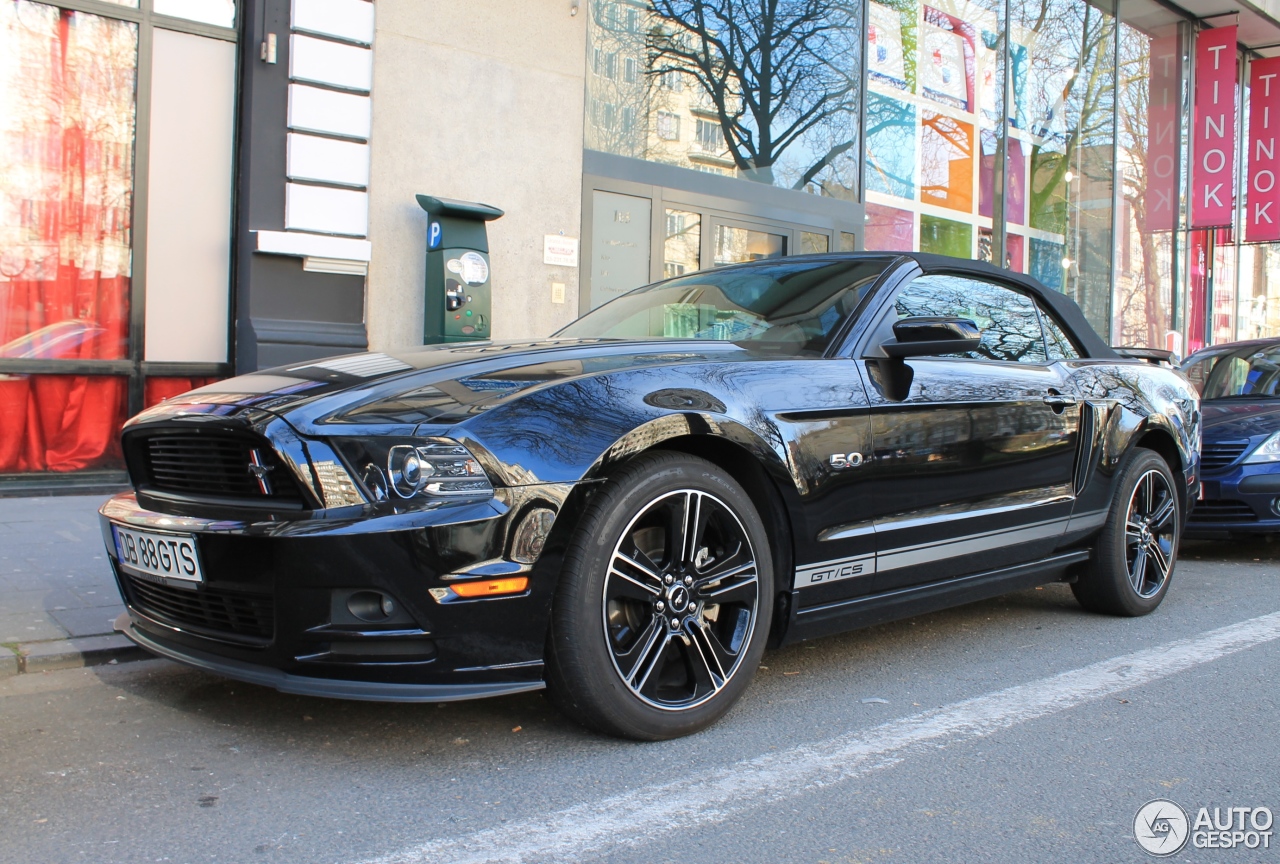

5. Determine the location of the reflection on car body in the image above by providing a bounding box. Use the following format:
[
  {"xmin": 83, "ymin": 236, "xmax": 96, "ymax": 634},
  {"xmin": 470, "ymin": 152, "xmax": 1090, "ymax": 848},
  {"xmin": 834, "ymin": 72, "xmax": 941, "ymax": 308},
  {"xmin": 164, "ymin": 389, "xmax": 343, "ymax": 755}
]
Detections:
[{"xmin": 101, "ymin": 253, "xmax": 1200, "ymax": 739}]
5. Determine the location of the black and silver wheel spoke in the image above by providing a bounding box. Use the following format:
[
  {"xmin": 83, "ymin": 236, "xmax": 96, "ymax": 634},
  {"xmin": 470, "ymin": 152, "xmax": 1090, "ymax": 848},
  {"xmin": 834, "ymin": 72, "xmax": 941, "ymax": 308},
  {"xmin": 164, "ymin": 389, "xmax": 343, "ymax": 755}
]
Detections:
[
  {"xmin": 1124, "ymin": 468, "xmax": 1176, "ymax": 599},
  {"xmin": 684, "ymin": 622, "xmax": 730, "ymax": 695},
  {"xmin": 607, "ymin": 550, "xmax": 664, "ymax": 602},
  {"xmin": 697, "ymin": 563, "xmax": 758, "ymax": 607},
  {"xmin": 1149, "ymin": 496, "xmax": 1176, "ymax": 532},
  {"xmin": 615, "ymin": 617, "xmax": 667, "ymax": 686},
  {"xmin": 603, "ymin": 487, "xmax": 759, "ymax": 711}
]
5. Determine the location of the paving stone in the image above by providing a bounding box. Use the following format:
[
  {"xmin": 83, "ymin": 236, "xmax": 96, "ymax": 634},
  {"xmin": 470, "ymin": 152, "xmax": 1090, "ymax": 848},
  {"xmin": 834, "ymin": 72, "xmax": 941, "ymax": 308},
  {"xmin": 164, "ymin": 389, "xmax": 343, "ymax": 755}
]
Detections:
[{"xmin": 49, "ymin": 605, "xmax": 125, "ymax": 638}]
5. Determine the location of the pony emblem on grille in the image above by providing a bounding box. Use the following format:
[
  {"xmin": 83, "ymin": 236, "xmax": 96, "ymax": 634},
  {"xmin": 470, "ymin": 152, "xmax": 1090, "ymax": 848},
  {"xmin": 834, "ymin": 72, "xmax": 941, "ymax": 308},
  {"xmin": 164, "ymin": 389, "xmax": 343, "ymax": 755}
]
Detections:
[{"xmin": 247, "ymin": 448, "xmax": 275, "ymax": 495}]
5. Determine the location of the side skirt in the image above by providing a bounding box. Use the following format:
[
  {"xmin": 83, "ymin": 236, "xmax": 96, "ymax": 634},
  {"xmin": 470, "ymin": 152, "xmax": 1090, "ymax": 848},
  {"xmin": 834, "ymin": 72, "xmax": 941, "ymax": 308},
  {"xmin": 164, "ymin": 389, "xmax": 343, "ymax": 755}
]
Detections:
[{"xmin": 784, "ymin": 550, "xmax": 1091, "ymax": 644}]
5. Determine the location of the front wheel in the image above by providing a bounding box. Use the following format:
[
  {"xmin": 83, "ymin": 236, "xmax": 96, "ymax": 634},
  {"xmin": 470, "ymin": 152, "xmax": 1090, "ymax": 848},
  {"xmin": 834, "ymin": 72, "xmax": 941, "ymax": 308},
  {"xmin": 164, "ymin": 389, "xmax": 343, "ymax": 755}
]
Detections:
[
  {"xmin": 1072, "ymin": 448, "xmax": 1181, "ymax": 616},
  {"xmin": 546, "ymin": 452, "xmax": 773, "ymax": 740}
]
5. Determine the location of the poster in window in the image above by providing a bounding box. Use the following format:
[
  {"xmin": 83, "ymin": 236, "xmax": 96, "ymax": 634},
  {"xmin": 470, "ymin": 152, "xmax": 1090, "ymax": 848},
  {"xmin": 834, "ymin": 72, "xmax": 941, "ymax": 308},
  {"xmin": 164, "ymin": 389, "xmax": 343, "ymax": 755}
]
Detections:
[
  {"xmin": 921, "ymin": 8, "xmax": 975, "ymax": 112},
  {"xmin": 867, "ymin": 2, "xmax": 907, "ymax": 89}
]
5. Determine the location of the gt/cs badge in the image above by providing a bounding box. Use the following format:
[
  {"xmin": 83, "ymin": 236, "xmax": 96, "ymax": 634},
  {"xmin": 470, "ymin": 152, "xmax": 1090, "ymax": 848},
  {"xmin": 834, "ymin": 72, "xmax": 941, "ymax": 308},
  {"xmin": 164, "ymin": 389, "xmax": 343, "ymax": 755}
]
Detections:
[{"xmin": 829, "ymin": 452, "xmax": 866, "ymax": 469}]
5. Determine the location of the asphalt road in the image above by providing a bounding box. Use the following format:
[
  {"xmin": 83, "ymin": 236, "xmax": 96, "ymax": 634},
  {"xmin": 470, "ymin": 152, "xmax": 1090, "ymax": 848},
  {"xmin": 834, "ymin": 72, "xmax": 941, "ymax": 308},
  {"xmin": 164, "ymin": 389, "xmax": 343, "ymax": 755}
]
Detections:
[{"xmin": 3, "ymin": 538, "xmax": 1278, "ymax": 864}]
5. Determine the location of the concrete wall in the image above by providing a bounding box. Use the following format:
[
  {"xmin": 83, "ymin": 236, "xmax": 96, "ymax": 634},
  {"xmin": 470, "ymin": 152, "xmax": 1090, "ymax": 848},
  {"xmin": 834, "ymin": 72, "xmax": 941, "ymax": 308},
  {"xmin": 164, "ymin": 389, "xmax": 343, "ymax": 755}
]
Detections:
[{"xmin": 366, "ymin": 1, "xmax": 586, "ymax": 349}]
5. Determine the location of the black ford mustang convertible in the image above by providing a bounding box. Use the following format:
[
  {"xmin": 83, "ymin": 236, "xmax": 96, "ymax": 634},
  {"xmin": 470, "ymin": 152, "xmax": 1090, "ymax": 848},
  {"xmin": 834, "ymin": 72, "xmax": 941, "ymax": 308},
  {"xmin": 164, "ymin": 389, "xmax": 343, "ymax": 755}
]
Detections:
[{"xmin": 102, "ymin": 253, "xmax": 1200, "ymax": 739}]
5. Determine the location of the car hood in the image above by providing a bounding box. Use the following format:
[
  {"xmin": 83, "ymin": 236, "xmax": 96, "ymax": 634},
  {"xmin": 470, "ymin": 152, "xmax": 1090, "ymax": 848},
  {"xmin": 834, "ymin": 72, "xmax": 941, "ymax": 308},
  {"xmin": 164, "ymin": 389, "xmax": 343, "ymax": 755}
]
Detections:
[
  {"xmin": 129, "ymin": 338, "xmax": 755, "ymax": 432},
  {"xmin": 1201, "ymin": 398, "xmax": 1280, "ymax": 439}
]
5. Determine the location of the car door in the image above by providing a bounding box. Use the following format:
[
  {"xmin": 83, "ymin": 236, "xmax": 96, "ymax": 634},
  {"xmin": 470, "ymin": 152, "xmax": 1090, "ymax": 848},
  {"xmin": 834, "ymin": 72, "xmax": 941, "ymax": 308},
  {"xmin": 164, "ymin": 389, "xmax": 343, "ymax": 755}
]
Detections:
[{"xmin": 858, "ymin": 271, "xmax": 1084, "ymax": 593}]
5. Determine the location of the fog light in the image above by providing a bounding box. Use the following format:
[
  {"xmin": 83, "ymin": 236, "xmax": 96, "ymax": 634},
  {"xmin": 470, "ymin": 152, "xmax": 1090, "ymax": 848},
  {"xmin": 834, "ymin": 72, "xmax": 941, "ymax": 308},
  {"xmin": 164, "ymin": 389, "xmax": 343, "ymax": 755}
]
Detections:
[
  {"xmin": 511, "ymin": 507, "xmax": 555, "ymax": 564},
  {"xmin": 347, "ymin": 590, "xmax": 394, "ymax": 621},
  {"xmin": 1272, "ymin": 497, "xmax": 1280, "ymax": 517}
]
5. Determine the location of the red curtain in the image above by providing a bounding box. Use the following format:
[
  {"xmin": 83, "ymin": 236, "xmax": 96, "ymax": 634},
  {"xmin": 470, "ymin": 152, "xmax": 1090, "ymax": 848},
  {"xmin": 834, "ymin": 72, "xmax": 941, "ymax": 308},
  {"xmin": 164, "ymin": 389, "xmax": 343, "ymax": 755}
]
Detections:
[
  {"xmin": 0, "ymin": 5, "xmax": 138, "ymax": 473},
  {"xmin": 144, "ymin": 377, "xmax": 219, "ymax": 408}
]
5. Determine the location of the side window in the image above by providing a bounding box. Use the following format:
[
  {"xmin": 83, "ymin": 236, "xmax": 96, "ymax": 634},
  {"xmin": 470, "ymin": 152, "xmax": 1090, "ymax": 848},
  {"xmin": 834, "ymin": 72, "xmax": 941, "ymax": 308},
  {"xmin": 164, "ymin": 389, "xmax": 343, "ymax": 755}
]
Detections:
[
  {"xmin": 1037, "ymin": 304, "xmax": 1082, "ymax": 360},
  {"xmin": 894, "ymin": 274, "xmax": 1048, "ymax": 364}
]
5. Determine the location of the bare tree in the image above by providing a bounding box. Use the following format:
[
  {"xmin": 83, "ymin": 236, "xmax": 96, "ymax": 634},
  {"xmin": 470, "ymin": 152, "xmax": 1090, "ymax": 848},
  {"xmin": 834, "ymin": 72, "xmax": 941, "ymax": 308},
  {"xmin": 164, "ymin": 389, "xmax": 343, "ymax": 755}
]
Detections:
[{"xmin": 645, "ymin": 0, "xmax": 860, "ymax": 188}]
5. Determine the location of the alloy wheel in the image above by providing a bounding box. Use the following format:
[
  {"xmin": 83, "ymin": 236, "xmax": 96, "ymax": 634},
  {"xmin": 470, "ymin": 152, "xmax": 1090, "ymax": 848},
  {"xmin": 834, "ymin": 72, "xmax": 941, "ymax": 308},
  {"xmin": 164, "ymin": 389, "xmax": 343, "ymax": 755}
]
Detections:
[
  {"xmin": 1124, "ymin": 468, "xmax": 1177, "ymax": 598},
  {"xmin": 602, "ymin": 489, "xmax": 760, "ymax": 711}
]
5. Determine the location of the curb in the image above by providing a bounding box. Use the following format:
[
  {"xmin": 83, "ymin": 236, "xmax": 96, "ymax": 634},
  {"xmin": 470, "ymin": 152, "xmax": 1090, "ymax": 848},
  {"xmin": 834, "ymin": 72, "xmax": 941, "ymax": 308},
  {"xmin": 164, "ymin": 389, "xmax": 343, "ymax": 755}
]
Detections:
[{"xmin": 14, "ymin": 634, "xmax": 148, "ymax": 675}]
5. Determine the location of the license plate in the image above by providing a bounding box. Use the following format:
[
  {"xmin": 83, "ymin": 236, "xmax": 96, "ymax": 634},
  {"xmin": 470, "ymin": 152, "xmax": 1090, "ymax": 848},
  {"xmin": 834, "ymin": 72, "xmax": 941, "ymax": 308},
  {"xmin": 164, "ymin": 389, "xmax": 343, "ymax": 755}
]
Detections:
[{"xmin": 112, "ymin": 525, "xmax": 203, "ymax": 583}]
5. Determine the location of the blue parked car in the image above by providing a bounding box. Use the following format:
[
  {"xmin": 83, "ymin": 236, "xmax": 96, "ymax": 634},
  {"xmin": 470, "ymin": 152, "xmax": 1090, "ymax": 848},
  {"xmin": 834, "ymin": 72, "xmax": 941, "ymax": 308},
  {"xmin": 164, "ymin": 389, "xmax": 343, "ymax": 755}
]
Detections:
[{"xmin": 1182, "ymin": 338, "xmax": 1280, "ymax": 537}]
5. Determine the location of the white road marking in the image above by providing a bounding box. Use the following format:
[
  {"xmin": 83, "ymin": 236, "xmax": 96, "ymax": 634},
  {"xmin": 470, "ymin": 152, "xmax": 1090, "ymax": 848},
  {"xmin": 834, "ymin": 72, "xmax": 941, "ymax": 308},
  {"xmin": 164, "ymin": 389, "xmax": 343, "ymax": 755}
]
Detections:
[{"xmin": 358, "ymin": 611, "xmax": 1280, "ymax": 864}]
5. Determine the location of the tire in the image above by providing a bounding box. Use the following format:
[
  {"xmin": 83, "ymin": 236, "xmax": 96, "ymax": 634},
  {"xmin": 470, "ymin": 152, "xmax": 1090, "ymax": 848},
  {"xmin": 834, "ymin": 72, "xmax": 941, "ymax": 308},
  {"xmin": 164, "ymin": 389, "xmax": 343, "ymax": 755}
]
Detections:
[
  {"xmin": 546, "ymin": 451, "xmax": 774, "ymax": 740},
  {"xmin": 1072, "ymin": 448, "xmax": 1181, "ymax": 616}
]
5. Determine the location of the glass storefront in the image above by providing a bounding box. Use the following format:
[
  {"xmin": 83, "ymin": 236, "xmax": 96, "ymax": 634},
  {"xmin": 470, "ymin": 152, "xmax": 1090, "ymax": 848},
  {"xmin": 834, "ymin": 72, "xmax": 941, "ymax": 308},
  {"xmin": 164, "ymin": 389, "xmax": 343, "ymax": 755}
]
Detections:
[
  {"xmin": 0, "ymin": 0, "xmax": 235, "ymax": 483},
  {"xmin": 585, "ymin": 0, "xmax": 863, "ymax": 198},
  {"xmin": 583, "ymin": 0, "xmax": 1280, "ymax": 351}
]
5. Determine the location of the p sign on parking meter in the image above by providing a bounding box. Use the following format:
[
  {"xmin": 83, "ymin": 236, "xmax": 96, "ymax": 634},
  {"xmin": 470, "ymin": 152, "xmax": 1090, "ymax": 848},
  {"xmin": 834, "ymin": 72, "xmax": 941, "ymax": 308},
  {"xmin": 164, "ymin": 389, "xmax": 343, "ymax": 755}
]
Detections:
[{"xmin": 416, "ymin": 195, "xmax": 504, "ymax": 344}]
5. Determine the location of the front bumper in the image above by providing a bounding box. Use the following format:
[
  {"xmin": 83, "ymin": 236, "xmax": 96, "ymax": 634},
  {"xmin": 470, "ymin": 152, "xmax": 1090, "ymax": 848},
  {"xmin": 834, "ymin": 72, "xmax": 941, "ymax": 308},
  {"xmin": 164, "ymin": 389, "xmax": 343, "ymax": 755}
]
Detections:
[
  {"xmin": 1185, "ymin": 463, "xmax": 1280, "ymax": 537},
  {"xmin": 101, "ymin": 485, "xmax": 573, "ymax": 701}
]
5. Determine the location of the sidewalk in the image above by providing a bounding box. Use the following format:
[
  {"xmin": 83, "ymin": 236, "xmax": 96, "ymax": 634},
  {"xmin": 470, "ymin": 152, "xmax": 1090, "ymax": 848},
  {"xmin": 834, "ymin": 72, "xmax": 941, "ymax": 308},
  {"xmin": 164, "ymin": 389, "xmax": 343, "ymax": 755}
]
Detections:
[{"xmin": 0, "ymin": 495, "xmax": 146, "ymax": 677}]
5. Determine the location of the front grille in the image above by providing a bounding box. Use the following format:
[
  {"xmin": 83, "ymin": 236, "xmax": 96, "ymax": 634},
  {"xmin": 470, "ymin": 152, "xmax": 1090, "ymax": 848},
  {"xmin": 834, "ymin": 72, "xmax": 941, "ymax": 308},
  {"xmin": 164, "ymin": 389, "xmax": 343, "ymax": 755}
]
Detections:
[
  {"xmin": 122, "ymin": 572, "xmax": 274, "ymax": 643},
  {"xmin": 135, "ymin": 431, "xmax": 304, "ymax": 506},
  {"xmin": 1189, "ymin": 499, "xmax": 1259, "ymax": 523},
  {"xmin": 1201, "ymin": 441, "xmax": 1250, "ymax": 472}
]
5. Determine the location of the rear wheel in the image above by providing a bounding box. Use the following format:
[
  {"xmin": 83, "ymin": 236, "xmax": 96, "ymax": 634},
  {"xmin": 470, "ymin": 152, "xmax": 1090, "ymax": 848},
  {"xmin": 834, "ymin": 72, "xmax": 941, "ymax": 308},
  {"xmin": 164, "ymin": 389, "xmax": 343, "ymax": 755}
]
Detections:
[
  {"xmin": 1072, "ymin": 448, "xmax": 1180, "ymax": 616},
  {"xmin": 546, "ymin": 452, "xmax": 773, "ymax": 740}
]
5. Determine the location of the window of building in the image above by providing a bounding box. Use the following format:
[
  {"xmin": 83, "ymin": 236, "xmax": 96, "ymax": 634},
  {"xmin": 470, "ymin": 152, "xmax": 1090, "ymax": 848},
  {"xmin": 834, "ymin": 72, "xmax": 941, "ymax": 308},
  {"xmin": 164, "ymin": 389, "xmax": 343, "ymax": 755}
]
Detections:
[
  {"xmin": 656, "ymin": 111, "xmax": 680, "ymax": 141},
  {"xmin": 0, "ymin": 0, "xmax": 236, "ymax": 481},
  {"xmin": 696, "ymin": 119, "xmax": 725, "ymax": 153},
  {"xmin": 584, "ymin": 1, "xmax": 863, "ymax": 199}
]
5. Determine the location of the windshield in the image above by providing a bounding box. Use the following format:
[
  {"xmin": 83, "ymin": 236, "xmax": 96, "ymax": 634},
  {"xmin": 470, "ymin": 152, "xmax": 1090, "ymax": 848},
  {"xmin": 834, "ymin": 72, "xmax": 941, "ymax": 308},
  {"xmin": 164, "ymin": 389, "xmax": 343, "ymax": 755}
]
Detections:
[
  {"xmin": 556, "ymin": 257, "xmax": 895, "ymax": 356},
  {"xmin": 1182, "ymin": 343, "xmax": 1280, "ymax": 399}
]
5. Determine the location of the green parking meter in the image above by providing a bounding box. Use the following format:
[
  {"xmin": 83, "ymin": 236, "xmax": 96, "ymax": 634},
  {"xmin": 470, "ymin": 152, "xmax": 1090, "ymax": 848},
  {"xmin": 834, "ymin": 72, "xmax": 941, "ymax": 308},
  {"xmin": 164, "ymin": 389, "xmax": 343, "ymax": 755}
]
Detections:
[{"xmin": 417, "ymin": 194, "xmax": 504, "ymax": 344}]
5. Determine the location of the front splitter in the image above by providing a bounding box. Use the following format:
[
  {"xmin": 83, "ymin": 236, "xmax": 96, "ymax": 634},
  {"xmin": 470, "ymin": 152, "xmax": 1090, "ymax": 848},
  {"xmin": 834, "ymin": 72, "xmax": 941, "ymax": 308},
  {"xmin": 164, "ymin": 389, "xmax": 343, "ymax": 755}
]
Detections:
[{"xmin": 114, "ymin": 613, "xmax": 546, "ymax": 703}]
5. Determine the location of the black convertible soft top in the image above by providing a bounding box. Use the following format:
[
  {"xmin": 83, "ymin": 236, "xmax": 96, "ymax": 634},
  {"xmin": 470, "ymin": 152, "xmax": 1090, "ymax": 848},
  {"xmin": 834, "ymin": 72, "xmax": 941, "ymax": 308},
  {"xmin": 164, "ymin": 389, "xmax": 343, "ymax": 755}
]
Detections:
[{"xmin": 897, "ymin": 253, "xmax": 1119, "ymax": 360}]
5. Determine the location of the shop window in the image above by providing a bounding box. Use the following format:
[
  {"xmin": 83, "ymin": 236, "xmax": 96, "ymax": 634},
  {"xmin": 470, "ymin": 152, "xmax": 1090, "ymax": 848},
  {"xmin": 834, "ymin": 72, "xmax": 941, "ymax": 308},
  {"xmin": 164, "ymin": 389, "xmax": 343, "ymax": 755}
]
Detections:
[
  {"xmin": 865, "ymin": 92, "xmax": 915, "ymax": 198},
  {"xmin": 865, "ymin": 203, "xmax": 914, "ymax": 252},
  {"xmin": 664, "ymin": 210, "xmax": 701, "ymax": 278},
  {"xmin": 920, "ymin": 112, "xmax": 975, "ymax": 213},
  {"xmin": 585, "ymin": 0, "xmax": 862, "ymax": 198},
  {"xmin": 145, "ymin": 377, "xmax": 220, "ymax": 408},
  {"xmin": 713, "ymin": 226, "xmax": 785, "ymax": 266},
  {"xmin": 801, "ymin": 232, "xmax": 830, "ymax": 255},
  {"xmin": 919, "ymin": 215, "xmax": 971, "ymax": 258},
  {"xmin": 839, "ymin": 232, "xmax": 857, "ymax": 252},
  {"xmin": 153, "ymin": 0, "xmax": 234, "ymax": 28},
  {"xmin": 0, "ymin": 5, "xmax": 138, "ymax": 363},
  {"xmin": 0, "ymin": 375, "xmax": 129, "ymax": 473}
]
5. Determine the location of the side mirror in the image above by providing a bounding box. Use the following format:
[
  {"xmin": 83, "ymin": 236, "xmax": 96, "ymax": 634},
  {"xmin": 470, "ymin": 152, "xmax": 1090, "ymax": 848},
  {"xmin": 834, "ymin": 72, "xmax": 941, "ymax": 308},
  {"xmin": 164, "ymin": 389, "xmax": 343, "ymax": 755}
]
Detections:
[{"xmin": 881, "ymin": 316, "xmax": 981, "ymax": 359}]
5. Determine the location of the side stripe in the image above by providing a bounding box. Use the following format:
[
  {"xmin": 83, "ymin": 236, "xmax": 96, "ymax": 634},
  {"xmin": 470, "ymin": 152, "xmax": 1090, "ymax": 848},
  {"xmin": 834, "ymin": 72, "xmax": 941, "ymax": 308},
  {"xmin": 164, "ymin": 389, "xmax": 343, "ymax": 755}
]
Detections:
[
  {"xmin": 793, "ymin": 554, "xmax": 876, "ymax": 590},
  {"xmin": 795, "ymin": 513, "xmax": 1090, "ymax": 588}
]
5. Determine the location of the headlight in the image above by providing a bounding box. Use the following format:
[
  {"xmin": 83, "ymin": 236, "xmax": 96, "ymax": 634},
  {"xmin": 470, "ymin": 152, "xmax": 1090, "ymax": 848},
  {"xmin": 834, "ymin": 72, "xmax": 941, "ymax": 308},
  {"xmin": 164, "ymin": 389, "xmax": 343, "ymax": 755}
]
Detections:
[
  {"xmin": 1245, "ymin": 431, "xmax": 1280, "ymax": 464},
  {"xmin": 333, "ymin": 437, "xmax": 494, "ymax": 500}
]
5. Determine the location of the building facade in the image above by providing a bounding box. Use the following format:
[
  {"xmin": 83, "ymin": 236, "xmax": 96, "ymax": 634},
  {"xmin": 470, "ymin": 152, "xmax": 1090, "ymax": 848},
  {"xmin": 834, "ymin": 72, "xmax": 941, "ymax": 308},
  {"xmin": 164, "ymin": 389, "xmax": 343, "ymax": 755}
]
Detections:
[{"xmin": 2, "ymin": 0, "xmax": 1280, "ymax": 488}]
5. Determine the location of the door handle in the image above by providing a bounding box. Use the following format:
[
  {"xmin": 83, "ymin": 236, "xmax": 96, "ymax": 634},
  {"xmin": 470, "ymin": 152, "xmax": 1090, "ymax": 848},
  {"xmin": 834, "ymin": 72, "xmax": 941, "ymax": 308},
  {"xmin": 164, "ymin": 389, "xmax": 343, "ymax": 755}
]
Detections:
[{"xmin": 1042, "ymin": 393, "xmax": 1079, "ymax": 413}]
